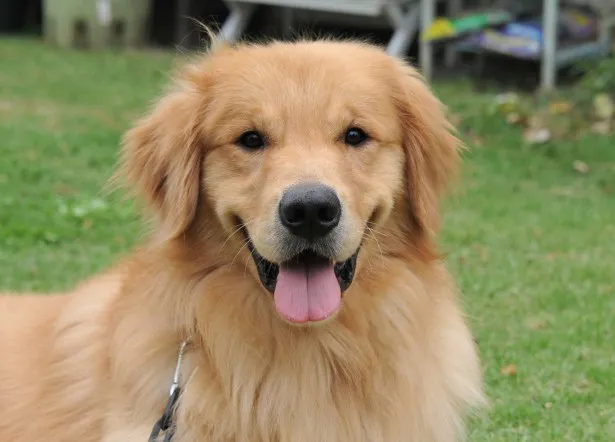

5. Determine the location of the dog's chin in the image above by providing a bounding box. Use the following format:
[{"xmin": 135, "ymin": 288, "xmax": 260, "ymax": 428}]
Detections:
[{"xmin": 240, "ymin": 228, "xmax": 359, "ymax": 325}]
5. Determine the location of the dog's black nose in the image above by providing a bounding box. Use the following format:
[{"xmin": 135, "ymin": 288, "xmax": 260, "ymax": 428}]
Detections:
[{"xmin": 279, "ymin": 183, "xmax": 341, "ymax": 241}]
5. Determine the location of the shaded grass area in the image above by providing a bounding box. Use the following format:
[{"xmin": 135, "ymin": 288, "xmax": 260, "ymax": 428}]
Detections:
[{"xmin": 1, "ymin": 38, "xmax": 614, "ymax": 440}]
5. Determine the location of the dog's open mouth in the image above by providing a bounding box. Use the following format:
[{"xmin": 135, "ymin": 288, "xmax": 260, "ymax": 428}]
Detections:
[{"xmin": 244, "ymin": 233, "xmax": 358, "ymax": 324}]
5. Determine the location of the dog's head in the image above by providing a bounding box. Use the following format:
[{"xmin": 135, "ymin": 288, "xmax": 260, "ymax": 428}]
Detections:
[{"xmin": 121, "ymin": 40, "xmax": 460, "ymax": 325}]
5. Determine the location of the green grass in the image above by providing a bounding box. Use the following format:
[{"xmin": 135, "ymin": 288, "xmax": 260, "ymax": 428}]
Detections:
[{"xmin": 1, "ymin": 38, "xmax": 614, "ymax": 440}]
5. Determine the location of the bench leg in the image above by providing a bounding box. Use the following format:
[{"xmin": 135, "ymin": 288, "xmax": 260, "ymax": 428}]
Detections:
[
  {"xmin": 540, "ymin": 0, "xmax": 558, "ymax": 90},
  {"xmin": 445, "ymin": 0, "xmax": 462, "ymax": 67},
  {"xmin": 419, "ymin": 0, "xmax": 435, "ymax": 78},
  {"xmin": 219, "ymin": 3, "xmax": 257, "ymax": 43},
  {"xmin": 385, "ymin": 2, "xmax": 420, "ymax": 57}
]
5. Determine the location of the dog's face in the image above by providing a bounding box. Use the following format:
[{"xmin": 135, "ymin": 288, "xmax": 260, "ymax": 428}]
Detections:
[{"xmin": 121, "ymin": 41, "xmax": 460, "ymax": 325}]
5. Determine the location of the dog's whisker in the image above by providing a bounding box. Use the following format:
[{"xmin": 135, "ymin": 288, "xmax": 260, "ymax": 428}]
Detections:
[
  {"xmin": 229, "ymin": 237, "xmax": 252, "ymax": 269},
  {"xmin": 219, "ymin": 219, "xmax": 258, "ymax": 255},
  {"xmin": 365, "ymin": 221, "xmax": 391, "ymax": 237},
  {"xmin": 243, "ymin": 255, "xmax": 252, "ymax": 278},
  {"xmin": 366, "ymin": 230, "xmax": 384, "ymax": 264},
  {"xmin": 366, "ymin": 228, "xmax": 388, "ymax": 238},
  {"xmin": 365, "ymin": 226, "xmax": 385, "ymax": 267},
  {"xmin": 217, "ymin": 227, "xmax": 245, "ymax": 258}
]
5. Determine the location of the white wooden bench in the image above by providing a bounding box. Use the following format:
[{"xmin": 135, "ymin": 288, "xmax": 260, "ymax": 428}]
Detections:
[{"xmin": 219, "ymin": 0, "xmax": 421, "ymax": 57}]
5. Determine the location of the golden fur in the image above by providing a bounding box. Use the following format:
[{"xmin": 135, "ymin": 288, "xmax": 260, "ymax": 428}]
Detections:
[{"xmin": 0, "ymin": 39, "xmax": 483, "ymax": 441}]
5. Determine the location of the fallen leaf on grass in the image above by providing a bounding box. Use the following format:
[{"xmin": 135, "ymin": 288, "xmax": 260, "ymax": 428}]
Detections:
[
  {"xmin": 495, "ymin": 92, "xmax": 520, "ymax": 105},
  {"xmin": 0, "ymin": 100, "xmax": 13, "ymax": 111},
  {"xmin": 524, "ymin": 127, "xmax": 551, "ymax": 144},
  {"xmin": 492, "ymin": 92, "xmax": 520, "ymax": 117},
  {"xmin": 525, "ymin": 316, "xmax": 548, "ymax": 330},
  {"xmin": 575, "ymin": 379, "xmax": 591, "ymax": 393},
  {"xmin": 472, "ymin": 244, "xmax": 489, "ymax": 261},
  {"xmin": 500, "ymin": 364, "xmax": 518, "ymax": 376},
  {"xmin": 549, "ymin": 186, "xmax": 577, "ymax": 197},
  {"xmin": 527, "ymin": 114, "xmax": 547, "ymax": 128},
  {"xmin": 590, "ymin": 121, "xmax": 611, "ymax": 135},
  {"xmin": 573, "ymin": 160, "xmax": 590, "ymax": 174},
  {"xmin": 506, "ymin": 112, "xmax": 524, "ymax": 125},
  {"xmin": 53, "ymin": 183, "xmax": 74, "ymax": 196},
  {"xmin": 593, "ymin": 93, "xmax": 614, "ymax": 120},
  {"xmin": 549, "ymin": 100, "xmax": 572, "ymax": 115}
]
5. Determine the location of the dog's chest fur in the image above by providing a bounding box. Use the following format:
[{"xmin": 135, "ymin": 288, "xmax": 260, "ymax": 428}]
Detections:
[
  {"xmin": 166, "ymin": 301, "xmax": 472, "ymax": 441},
  {"xmin": 174, "ymin": 339, "xmax": 414, "ymax": 442}
]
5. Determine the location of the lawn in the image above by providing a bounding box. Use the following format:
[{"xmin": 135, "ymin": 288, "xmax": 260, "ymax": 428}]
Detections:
[{"xmin": 1, "ymin": 38, "xmax": 614, "ymax": 440}]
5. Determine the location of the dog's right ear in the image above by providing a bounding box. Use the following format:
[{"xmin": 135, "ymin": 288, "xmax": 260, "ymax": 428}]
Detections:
[
  {"xmin": 391, "ymin": 61, "xmax": 462, "ymax": 243},
  {"xmin": 119, "ymin": 68, "xmax": 209, "ymax": 240}
]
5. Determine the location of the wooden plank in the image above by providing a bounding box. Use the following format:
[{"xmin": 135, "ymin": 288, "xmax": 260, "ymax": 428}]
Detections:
[{"xmin": 228, "ymin": 0, "xmax": 386, "ymax": 17}]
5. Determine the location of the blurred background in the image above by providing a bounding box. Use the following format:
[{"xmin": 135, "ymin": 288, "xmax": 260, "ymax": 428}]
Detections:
[{"xmin": 1, "ymin": 0, "xmax": 614, "ymax": 440}]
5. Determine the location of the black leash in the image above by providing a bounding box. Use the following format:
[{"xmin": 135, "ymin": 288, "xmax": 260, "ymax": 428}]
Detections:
[
  {"xmin": 148, "ymin": 387, "xmax": 181, "ymax": 442},
  {"xmin": 148, "ymin": 341, "xmax": 190, "ymax": 442}
]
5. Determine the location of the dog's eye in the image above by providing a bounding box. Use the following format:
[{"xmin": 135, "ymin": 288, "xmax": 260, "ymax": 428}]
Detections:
[
  {"xmin": 344, "ymin": 127, "xmax": 369, "ymax": 147},
  {"xmin": 237, "ymin": 131, "xmax": 266, "ymax": 150}
]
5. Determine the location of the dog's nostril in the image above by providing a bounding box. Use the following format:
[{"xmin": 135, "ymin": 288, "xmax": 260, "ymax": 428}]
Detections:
[
  {"xmin": 279, "ymin": 183, "xmax": 341, "ymax": 241},
  {"xmin": 318, "ymin": 206, "xmax": 336, "ymax": 223},
  {"xmin": 285, "ymin": 204, "xmax": 305, "ymax": 225}
]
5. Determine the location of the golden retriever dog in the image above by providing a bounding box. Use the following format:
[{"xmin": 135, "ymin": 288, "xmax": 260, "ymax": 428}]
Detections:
[{"xmin": 0, "ymin": 39, "xmax": 484, "ymax": 441}]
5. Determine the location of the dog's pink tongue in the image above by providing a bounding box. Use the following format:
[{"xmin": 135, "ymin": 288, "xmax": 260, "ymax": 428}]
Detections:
[{"xmin": 274, "ymin": 262, "xmax": 341, "ymax": 323}]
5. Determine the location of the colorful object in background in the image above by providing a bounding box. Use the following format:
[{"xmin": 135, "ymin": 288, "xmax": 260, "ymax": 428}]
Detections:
[
  {"xmin": 504, "ymin": 20, "xmax": 543, "ymax": 42},
  {"xmin": 460, "ymin": 27, "xmax": 541, "ymax": 59},
  {"xmin": 478, "ymin": 29, "xmax": 541, "ymax": 59},
  {"xmin": 560, "ymin": 8, "xmax": 598, "ymax": 40},
  {"xmin": 422, "ymin": 9, "xmax": 513, "ymax": 42},
  {"xmin": 458, "ymin": 8, "xmax": 599, "ymax": 60}
]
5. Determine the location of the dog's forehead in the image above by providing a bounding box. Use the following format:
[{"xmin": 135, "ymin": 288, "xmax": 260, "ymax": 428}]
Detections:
[
  {"xmin": 202, "ymin": 42, "xmax": 399, "ymax": 127},
  {"xmin": 208, "ymin": 42, "xmax": 395, "ymax": 95}
]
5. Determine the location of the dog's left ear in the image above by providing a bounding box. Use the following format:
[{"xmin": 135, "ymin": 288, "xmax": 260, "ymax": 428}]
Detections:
[
  {"xmin": 392, "ymin": 61, "xmax": 462, "ymax": 241},
  {"xmin": 119, "ymin": 69, "xmax": 208, "ymax": 240}
]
